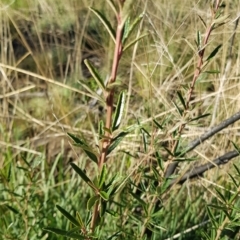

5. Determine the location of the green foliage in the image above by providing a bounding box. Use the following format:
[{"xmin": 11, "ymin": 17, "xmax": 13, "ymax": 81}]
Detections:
[
  {"xmin": 1, "ymin": 1, "xmax": 240, "ymax": 240},
  {"xmin": 89, "ymin": 7, "xmax": 116, "ymax": 43},
  {"xmin": 112, "ymin": 91, "xmax": 125, "ymax": 131},
  {"xmin": 202, "ymin": 164, "xmax": 240, "ymax": 239},
  {"xmin": 68, "ymin": 133, "xmax": 99, "ymax": 164}
]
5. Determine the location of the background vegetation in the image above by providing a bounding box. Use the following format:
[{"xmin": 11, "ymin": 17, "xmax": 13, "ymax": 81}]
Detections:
[{"xmin": 0, "ymin": 0, "xmax": 240, "ymax": 239}]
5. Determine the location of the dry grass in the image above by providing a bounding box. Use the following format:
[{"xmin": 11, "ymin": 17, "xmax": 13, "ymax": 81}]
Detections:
[{"xmin": 1, "ymin": 0, "xmax": 240, "ymax": 239}]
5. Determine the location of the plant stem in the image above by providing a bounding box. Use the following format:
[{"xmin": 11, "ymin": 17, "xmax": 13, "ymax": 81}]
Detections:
[
  {"xmin": 99, "ymin": 13, "xmax": 123, "ymax": 171},
  {"xmin": 164, "ymin": 2, "xmax": 221, "ymax": 177},
  {"xmin": 141, "ymin": 2, "xmax": 222, "ymax": 237},
  {"xmin": 93, "ymin": 7, "xmax": 125, "ymax": 234},
  {"xmin": 90, "ymin": 201, "xmax": 99, "ymax": 233}
]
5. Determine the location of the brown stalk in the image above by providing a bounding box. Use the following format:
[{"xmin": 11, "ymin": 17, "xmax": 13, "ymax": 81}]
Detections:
[
  {"xmin": 90, "ymin": 200, "xmax": 100, "ymax": 234},
  {"xmin": 98, "ymin": 14, "xmax": 124, "ymax": 171},
  {"xmin": 164, "ymin": 1, "xmax": 221, "ymax": 177},
  {"xmin": 91, "ymin": 4, "xmax": 125, "ymax": 233}
]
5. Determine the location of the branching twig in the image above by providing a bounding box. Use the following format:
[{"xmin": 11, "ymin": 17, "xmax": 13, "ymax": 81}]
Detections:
[
  {"xmin": 187, "ymin": 111, "xmax": 240, "ymax": 152},
  {"xmin": 165, "ymin": 111, "xmax": 240, "ymax": 177},
  {"xmin": 211, "ymin": 12, "xmax": 239, "ymax": 126},
  {"xmin": 164, "ymin": 0, "xmax": 221, "ymax": 178},
  {"xmin": 92, "ymin": 1, "xmax": 125, "ymax": 233},
  {"xmin": 165, "ymin": 9, "xmax": 240, "ymax": 178},
  {"xmin": 99, "ymin": 9, "xmax": 124, "ymax": 171},
  {"xmin": 169, "ymin": 150, "xmax": 239, "ymax": 187}
]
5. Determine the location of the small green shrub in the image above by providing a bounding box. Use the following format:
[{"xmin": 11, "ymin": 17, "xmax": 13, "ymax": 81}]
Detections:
[{"xmin": 1, "ymin": 1, "xmax": 240, "ymax": 240}]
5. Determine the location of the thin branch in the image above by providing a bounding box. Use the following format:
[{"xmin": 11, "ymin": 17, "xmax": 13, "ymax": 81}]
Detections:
[
  {"xmin": 164, "ymin": 3, "xmax": 220, "ymax": 178},
  {"xmin": 187, "ymin": 111, "xmax": 240, "ymax": 153},
  {"xmin": 99, "ymin": 13, "xmax": 124, "ymax": 171},
  {"xmin": 228, "ymin": 15, "xmax": 240, "ymax": 59},
  {"xmin": 164, "ymin": 215, "xmax": 220, "ymax": 240},
  {"xmin": 165, "ymin": 111, "xmax": 240, "ymax": 178},
  {"xmin": 169, "ymin": 150, "xmax": 239, "ymax": 187}
]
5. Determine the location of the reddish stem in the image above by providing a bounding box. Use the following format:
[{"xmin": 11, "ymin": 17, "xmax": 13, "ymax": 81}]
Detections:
[
  {"xmin": 92, "ymin": 11, "xmax": 124, "ymax": 233},
  {"xmin": 99, "ymin": 14, "xmax": 123, "ymax": 171},
  {"xmin": 164, "ymin": 2, "xmax": 220, "ymax": 176}
]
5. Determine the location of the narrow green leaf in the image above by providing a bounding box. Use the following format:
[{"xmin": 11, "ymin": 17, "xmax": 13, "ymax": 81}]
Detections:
[
  {"xmin": 162, "ymin": 145, "xmax": 174, "ymax": 156},
  {"xmin": 106, "ymin": 231, "xmax": 121, "ymax": 240},
  {"xmin": 214, "ymin": 9, "xmax": 222, "ymax": 19},
  {"xmin": 107, "ymin": 184, "xmax": 119, "ymax": 198},
  {"xmin": 136, "ymin": 120, "xmax": 150, "ymax": 153},
  {"xmin": 99, "ymin": 191, "xmax": 109, "ymax": 201},
  {"xmin": 106, "ymin": 209, "xmax": 119, "ymax": 218},
  {"xmin": 208, "ymin": 204, "xmax": 231, "ymax": 219},
  {"xmin": 231, "ymin": 141, "xmax": 240, "ymax": 154},
  {"xmin": 70, "ymin": 163, "xmax": 95, "ymax": 190},
  {"xmin": 206, "ymin": 44, "xmax": 222, "ymax": 61},
  {"xmin": 157, "ymin": 179, "xmax": 171, "ymax": 195},
  {"xmin": 112, "ymin": 91, "xmax": 125, "ymax": 131},
  {"xmin": 233, "ymin": 164, "xmax": 240, "ymax": 176},
  {"xmin": 122, "ymin": 12, "xmax": 144, "ymax": 44},
  {"xmin": 107, "ymin": 131, "xmax": 128, "ymax": 154},
  {"xmin": 106, "ymin": 175, "xmax": 122, "ymax": 197},
  {"xmin": 6, "ymin": 205, "xmax": 19, "ymax": 214},
  {"xmin": 130, "ymin": 191, "xmax": 146, "ymax": 206},
  {"xmin": 21, "ymin": 153, "xmax": 31, "ymax": 167},
  {"xmin": 155, "ymin": 151, "xmax": 164, "ymax": 171},
  {"xmin": 98, "ymin": 120, "xmax": 104, "ymax": 140},
  {"xmin": 66, "ymin": 233, "xmax": 86, "ymax": 239},
  {"xmin": 122, "ymin": 17, "xmax": 131, "ymax": 44},
  {"xmin": 100, "ymin": 199, "xmax": 107, "ymax": 217},
  {"xmin": 78, "ymin": 80, "xmax": 104, "ymax": 104},
  {"xmin": 189, "ymin": 113, "xmax": 210, "ymax": 122},
  {"xmin": 68, "ymin": 133, "xmax": 98, "ymax": 164},
  {"xmin": 228, "ymin": 173, "xmax": 239, "ymax": 188},
  {"xmin": 16, "ymin": 166, "xmax": 29, "ymax": 172},
  {"xmin": 201, "ymin": 231, "xmax": 211, "ymax": 240},
  {"xmin": 84, "ymin": 59, "xmax": 105, "ymax": 91},
  {"xmin": 106, "ymin": 80, "xmax": 122, "ymax": 91},
  {"xmin": 93, "ymin": 176, "xmax": 99, "ymax": 188},
  {"xmin": 89, "ymin": 8, "xmax": 115, "ymax": 43},
  {"xmin": 214, "ymin": 189, "xmax": 227, "ymax": 203},
  {"xmin": 197, "ymin": 15, "xmax": 207, "ymax": 28},
  {"xmin": 43, "ymin": 227, "xmax": 70, "ymax": 236},
  {"xmin": 106, "ymin": 0, "xmax": 118, "ymax": 18},
  {"xmin": 152, "ymin": 165, "xmax": 160, "ymax": 179},
  {"xmin": 68, "ymin": 133, "xmax": 86, "ymax": 146},
  {"xmin": 153, "ymin": 119, "xmax": 163, "ymax": 129},
  {"xmin": 173, "ymin": 101, "xmax": 183, "ymax": 116},
  {"xmin": 213, "ymin": 14, "xmax": 230, "ymax": 24},
  {"xmin": 43, "ymin": 227, "xmax": 86, "ymax": 239},
  {"xmin": 76, "ymin": 212, "xmax": 85, "ymax": 229},
  {"xmin": 177, "ymin": 91, "xmax": 186, "ymax": 110},
  {"xmin": 140, "ymin": 127, "xmax": 151, "ymax": 137},
  {"xmin": 204, "ymin": 70, "xmax": 220, "ymax": 74},
  {"xmin": 65, "ymin": 227, "xmax": 82, "ymax": 235},
  {"xmin": 196, "ymin": 30, "xmax": 201, "ymax": 49},
  {"xmin": 141, "ymin": 128, "xmax": 148, "ymax": 153},
  {"xmin": 206, "ymin": 206, "xmax": 218, "ymax": 229},
  {"xmin": 128, "ymin": 12, "xmax": 144, "ymax": 36},
  {"xmin": 87, "ymin": 195, "xmax": 99, "ymax": 210},
  {"xmin": 105, "ymin": 127, "xmax": 113, "ymax": 135},
  {"xmin": 56, "ymin": 205, "xmax": 80, "ymax": 227},
  {"xmin": 196, "ymin": 72, "xmax": 208, "ymax": 82},
  {"xmin": 73, "ymin": 144, "xmax": 99, "ymax": 164},
  {"xmin": 123, "ymin": 33, "xmax": 148, "ymax": 52},
  {"xmin": 7, "ymin": 162, "xmax": 11, "ymax": 182},
  {"xmin": 99, "ymin": 164, "xmax": 107, "ymax": 188},
  {"xmin": 105, "ymin": 173, "xmax": 119, "ymax": 188}
]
